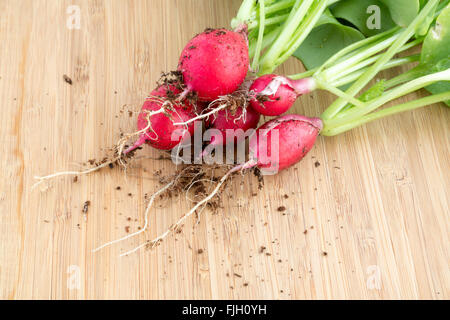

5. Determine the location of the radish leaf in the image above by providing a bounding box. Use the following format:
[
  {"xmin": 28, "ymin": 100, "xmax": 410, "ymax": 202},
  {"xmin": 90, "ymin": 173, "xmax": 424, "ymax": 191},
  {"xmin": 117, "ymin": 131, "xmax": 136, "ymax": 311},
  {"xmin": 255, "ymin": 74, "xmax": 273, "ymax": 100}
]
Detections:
[
  {"xmin": 421, "ymin": 4, "xmax": 450, "ymax": 105},
  {"xmin": 380, "ymin": 0, "xmax": 420, "ymax": 27},
  {"xmin": 293, "ymin": 10, "xmax": 364, "ymax": 69},
  {"xmin": 330, "ymin": 0, "xmax": 396, "ymax": 36}
]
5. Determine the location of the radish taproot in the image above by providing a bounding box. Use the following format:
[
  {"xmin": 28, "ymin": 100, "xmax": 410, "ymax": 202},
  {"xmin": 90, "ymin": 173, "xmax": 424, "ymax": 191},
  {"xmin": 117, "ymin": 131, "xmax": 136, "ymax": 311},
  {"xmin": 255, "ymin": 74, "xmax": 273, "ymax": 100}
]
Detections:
[{"xmin": 178, "ymin": 28, "xmax": 250, "ymax": 101}]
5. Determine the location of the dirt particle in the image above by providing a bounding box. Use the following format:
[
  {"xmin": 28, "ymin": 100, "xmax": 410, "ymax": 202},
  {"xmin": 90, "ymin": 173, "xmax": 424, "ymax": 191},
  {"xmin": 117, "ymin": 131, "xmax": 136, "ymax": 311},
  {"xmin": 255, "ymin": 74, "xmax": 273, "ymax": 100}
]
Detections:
[
  {"xmin": 283, "ymin": 194, "xmax": 289, "ymax": 199},
  {"xmin": 259, "ymin": 246, "xmax": 266, "ymax": 254},
  {"xmin": 322, "ymin": 251, "xmax": 328, "ymax": 256},
  {"xmin": 314, "ymin": 161, "xmax": 321, "ymax": 168},
  {"xmin": 116, "ymin": 186, "xmax": 121, "ymax": 190},
  {"xmin": 243, "ymin": 283, "xmax": 249, "ymax": 287},
  {"xmin": 303, "ymin": 229, "xmax": 308, "ymax": 235},
  {"xmin": 82, "ymin": 201, "xmax": 90, "ymax": 221},
  {"xmin": 233, "ymin": 273, "xmax": 242, "ymax": 278},
  {"xmin": 277, "ymin": 206, "xmax": 286, "ymax": 212},
  {"xmin": 197, "ymin": 249, "xmax": 204, "ymax": 254},
  {"xmin": 73, "ymin": 176, "xmax": 78, "ymax": 183},
  {"xmin": 125, "ymin": 226, "xmax": 130, "ymax": 233},
  {"xmin": 215, "ymin": 30, "xmax": 226, "ymax": 36},
  {"xmin": 63, "ymin": 74, "xmax": 72, "ymax": 85}
]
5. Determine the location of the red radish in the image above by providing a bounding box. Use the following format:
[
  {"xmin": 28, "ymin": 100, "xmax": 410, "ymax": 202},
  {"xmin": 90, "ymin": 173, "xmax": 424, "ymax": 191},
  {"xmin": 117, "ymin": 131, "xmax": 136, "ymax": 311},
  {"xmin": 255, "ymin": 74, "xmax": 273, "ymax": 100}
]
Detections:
[
  {"xmin": 178, "ymin": 28, "xmax": 249, "ymax": 101},
  {"xmin": 249, "ymin": 75, "xmax": 316, "ymax": 116},
  {"xmin": 125, "ymin": 84, "xmax": 197, "ymax": 153},
  {"xmin": 204, "ymin": 106, "xmax": 261, "ymax": 146},
  {"xmin": 248, "ymin": 114, "xmax": 322, "ymax": 173}
]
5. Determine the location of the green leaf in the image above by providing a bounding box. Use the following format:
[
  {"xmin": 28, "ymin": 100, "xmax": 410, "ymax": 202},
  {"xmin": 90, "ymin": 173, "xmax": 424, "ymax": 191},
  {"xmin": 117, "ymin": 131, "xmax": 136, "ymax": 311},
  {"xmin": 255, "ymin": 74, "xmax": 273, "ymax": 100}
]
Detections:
[
  {"xmin": 330, "ymin": 0, "xmax": 396, "ymax": 37},
  {"xmin": 421, "ymin": 4, "xmax": 450, "ymax": 105},
  {"xmin": 380, "ymin": 0, "xmax": 420, "ymax": 27},
  {"xmin": 293, "ymin": 10, "xmax": 365, "ymax": 69},
  {"xmin": 425, "ymin": 59, "xmax": 450, "ymax": 106}
]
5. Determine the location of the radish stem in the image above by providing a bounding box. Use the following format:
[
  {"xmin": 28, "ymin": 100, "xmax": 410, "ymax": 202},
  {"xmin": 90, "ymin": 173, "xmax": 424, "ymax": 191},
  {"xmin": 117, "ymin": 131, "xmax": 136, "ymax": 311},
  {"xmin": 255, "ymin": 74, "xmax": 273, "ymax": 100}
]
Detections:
[
  {"xmin": 321, "ymin": 0, "xmax": 440, "ymax": 120},
  {"xmin": 322, "ymin": 91, "xmax": 450, "ymax": 136}
]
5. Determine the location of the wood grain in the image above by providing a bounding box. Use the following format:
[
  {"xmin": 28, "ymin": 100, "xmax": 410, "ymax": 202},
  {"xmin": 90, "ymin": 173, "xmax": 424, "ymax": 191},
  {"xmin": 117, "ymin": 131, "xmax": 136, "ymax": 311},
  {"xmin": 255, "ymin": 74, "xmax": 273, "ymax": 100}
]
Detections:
[{"xmin": 0, "ymin": 0, "xmax": 448, "ymax": 300}]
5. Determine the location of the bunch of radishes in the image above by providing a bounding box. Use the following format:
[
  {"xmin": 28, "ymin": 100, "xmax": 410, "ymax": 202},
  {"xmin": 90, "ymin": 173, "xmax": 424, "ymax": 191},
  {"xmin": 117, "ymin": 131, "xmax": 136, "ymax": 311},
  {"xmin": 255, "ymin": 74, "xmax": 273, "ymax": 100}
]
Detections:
[
  {"xmin": 124, "ymin": 27, "xmax": 321, "ymax": 174},
  {"xmin": 37, "ymin": 0, "xmax": 450, "ymax": 255}
]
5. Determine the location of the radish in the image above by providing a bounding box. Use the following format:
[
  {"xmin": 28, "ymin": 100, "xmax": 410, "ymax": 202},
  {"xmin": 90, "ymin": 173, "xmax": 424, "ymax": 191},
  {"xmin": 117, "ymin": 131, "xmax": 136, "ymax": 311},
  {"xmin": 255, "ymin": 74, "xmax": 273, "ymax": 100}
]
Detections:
[
  {"xmin": 178, "ymin": 28, "xmax": 249, "ymax": 101},
  {"xmin": 249, "ymin": 74, "xmax": 316, "ymax": 116},
  {"xmin": 124, "ymin": 84, "xmax": 198, "ymax": 153},
  {"xmin": 248, "ymin": 114, "xmax": 322, "ymax": 173},
  {"xmin": 204, "ymin": 105, "xmax": 261, "ymax": 147}
]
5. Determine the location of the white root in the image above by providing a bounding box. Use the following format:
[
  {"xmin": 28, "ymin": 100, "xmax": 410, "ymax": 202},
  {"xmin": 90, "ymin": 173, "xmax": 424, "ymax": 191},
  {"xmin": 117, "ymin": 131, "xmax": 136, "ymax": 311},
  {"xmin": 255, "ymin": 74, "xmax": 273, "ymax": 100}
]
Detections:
[
  {"xmin": 172, "ymin": 103, "xmax": 228, "ymax": 126},
  {"xmin": 32, "ymin": 159, "xmax": 118, "ymax": 191},
  {"xmin": 32, "ymin": 96, "xmax": 171, "ymax": 189},
  {"xmin": 92, "ymin": 175, "xmax": 178, "ymax": 253},
  {"xmin": 120, "ymin": 163, "xmax": 248, "ymax": 256},
  {"xmin": 173, "ymin": 89, "xmax": 251, "ymax": 126}
]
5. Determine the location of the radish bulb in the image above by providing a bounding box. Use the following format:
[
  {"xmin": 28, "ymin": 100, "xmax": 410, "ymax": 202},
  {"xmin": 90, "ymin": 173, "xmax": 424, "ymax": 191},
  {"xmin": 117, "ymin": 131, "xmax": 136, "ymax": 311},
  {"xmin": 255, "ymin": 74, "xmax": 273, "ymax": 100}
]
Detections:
[
  {"xmin": 125, "ymin": 84, "xmax": 198, "ymax": 153},
  {"xmin": 178, "ymin": 28, "xmax": 250, "ymax": 101},
  {"xmin": 249, "ymin": 74, "xmax": 316, "ymax": 116},
  {"xmin": 204, "ymin": 106, "xmax": 261, "ymax": 147}
]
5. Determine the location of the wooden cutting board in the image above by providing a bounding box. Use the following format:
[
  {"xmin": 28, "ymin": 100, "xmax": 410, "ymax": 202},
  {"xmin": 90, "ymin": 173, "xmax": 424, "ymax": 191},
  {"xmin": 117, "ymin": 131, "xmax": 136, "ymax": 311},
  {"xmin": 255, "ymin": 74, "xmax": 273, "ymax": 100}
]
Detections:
[{"xmin": 0, "ymin": 0, "xmax": 448, "ymax": 299}]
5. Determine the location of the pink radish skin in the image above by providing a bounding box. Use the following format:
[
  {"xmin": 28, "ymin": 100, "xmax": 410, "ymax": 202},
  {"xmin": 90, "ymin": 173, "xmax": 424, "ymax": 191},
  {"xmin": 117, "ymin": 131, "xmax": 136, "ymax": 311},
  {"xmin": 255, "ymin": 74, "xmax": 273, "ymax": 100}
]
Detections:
[
  {"xmin": 125, "ymin": 85, "xmax": 197, "ymax": 153},
  {"xmin": 249, "ymin": 75, "xmax": 316, "ymax": 116},
  {"xmin": 178, "ymin": 28, "xmax": 249, "ymax": 101},
  {"xmin": 205, "ymin": 106, "xmax": 261, "ymax": 146},
  {"xmin": 248, "ymin": 114, "xmax": 322, "ymax": 173}
]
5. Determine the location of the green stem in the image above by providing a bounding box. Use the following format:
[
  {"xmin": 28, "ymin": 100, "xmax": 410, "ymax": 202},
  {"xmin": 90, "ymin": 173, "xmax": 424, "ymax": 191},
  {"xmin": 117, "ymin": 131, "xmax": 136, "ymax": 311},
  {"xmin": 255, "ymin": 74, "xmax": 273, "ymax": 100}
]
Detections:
[
  {"xmin": 258, "ymin": 0, "xmax": 314, "ymax": 73},
  {"xmin": 265, "ymin": 0, "xmax": 296, "ymax": 15},
  {"xmin": 327, "ymin": 68, "xmax": 450, "ymax": 127},
  {"xmin": 321, "ymin": 0, "xmax": 440, "ymax": 120},
  {"xmin": 383, "ymin": 65, "xmax": 428, "ymax": 89},
  {"xmin": 231, "ymin": 0, "xmax": 257, "ymax": 29},
  {"xmin": 274, "ymin": 0, "xmax": 330, "ymax": 68},
  {"xmin": 322, "ymin": 92, "xmax": 450, "ymax": 136},
  {"xmin": 330, "ymin": 54, "xmax": 420, "ymax": 88},
  {"xmin": 251, "ymin": 0, "xmax": 266, "ymax": 71},
  {"xmin": 315, "ymin": 28, "xmax": 400, "ymax": 75},
  {"xmin": 314, "ymin": 79, "xmax": 366, "ymax": 107},
  {"xmin": 319, "ymin": 33, "xmax": 402, "ymax": 82},
  {"xmin": 249, "ymin": 26, "xmax": 282, "ymax": 59},
  {"xmin": 289, "ymin": 28, "xmax": 401, "ymax": 80},
  {"xmin": 248, "ymin": 14, "xmax": 288, "ymax": 30}
]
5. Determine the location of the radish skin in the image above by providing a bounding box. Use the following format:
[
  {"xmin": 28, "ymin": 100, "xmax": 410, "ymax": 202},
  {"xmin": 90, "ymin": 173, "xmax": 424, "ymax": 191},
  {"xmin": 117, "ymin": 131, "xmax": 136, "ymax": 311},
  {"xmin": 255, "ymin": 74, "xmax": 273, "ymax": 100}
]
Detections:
[
  {"xmin": 249, "ymin": 74, "xmax": 316, "ymax": 116},
  {"xmin": 204, "ymin": 106, "xmax": 261, "ymax": 146},
  {"xmin": 125, "ymin": 85, "xmax": 197, "ymax": 153},
  {"xmin": 178, "ymin": 28, "xmax": 250, "ymax": 101},
  {"xmin": 249, "ymin": 114, "xmax": 322, "ymax": 173}
]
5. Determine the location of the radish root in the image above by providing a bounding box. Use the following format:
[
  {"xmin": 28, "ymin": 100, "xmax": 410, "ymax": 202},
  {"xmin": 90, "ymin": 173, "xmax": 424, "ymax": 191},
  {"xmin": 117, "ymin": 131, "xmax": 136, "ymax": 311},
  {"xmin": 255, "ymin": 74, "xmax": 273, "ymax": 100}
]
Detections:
[
  {"xmin": 32, "ymin": 96, "xmax": 175, "ymax": 189},
  {"xmin": 121, "ymin": 162, "xmax": 255, "ymax": 256},
  {"xmin": 92, "ymin": 172, "xmax": 181, "ymax": 253}
]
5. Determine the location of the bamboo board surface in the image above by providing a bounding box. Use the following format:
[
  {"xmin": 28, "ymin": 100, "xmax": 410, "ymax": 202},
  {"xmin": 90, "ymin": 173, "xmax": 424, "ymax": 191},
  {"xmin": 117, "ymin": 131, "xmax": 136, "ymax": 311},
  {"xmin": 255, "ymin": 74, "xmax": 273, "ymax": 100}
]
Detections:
[{"xmin": 0, "ymin": 0, "xmax": 449, "ymax": 300}]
